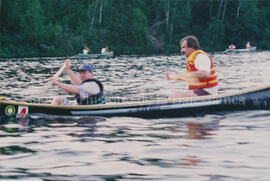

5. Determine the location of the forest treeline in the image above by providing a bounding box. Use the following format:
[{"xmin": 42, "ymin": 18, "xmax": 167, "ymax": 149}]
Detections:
[{"xmin": 1, "ymin": 0, "xmax": 270, "ymax": 58}]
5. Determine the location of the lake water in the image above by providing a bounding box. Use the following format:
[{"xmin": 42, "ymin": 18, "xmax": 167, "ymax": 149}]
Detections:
[{"xmin": 1, "ymin": 51, "xmax": 270, "ymax": 180}]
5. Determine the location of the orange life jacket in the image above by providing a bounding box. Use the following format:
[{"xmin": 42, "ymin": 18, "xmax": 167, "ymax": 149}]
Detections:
[{"xmin": 186, "ymin": 50, "xmax": 218, "ymax": 90}]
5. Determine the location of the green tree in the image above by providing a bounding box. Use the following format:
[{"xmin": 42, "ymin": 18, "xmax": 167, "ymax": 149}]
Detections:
[{"xmin": 1, "ymin": 0, "xmax": 270, "ymax": 58}]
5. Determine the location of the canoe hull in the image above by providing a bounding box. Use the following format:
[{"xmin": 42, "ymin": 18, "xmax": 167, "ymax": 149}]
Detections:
[
  {"xmin": 77, "ymin": 51, "xmax": 113, "ymax": 58},
  {"xmin": 1, "ymin": 85, "xmax": 270, "ymax": 119},
  {"xmin": 226, "ymin": 47, "xmax": 256, "ymax": 53}
]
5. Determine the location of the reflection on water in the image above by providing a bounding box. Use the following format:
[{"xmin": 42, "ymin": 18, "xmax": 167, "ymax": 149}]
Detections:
[
  {"xmin": 185, "ymin": 121, "xmax": 219, "ymax": 140},
  {"xmin": 181, "ymin": 156, "xmax": 202, "ymax": 167},
  {"xmin": 1, "ymin": 52, "xmax": 270, "ymax": 180},
  {"xmin": 1, "ymin": 111, "xmax": 270, "ymax": 180}
]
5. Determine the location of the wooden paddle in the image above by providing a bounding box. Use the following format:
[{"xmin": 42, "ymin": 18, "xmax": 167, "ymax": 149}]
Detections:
[
  {"xmin": 41, "ymin": 62, "xmax": 67, "ymax": 95},
  {"xmin": 83, "ymin": 44, "xmax": 88, "ymax": 49},
  {"xmin": 51, "ymin": 62, "xmax": 67, "ymax": 79}
]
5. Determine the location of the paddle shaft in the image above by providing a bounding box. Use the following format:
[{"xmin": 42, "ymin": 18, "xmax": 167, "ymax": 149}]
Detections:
[
  {"xmin": 41, "ymin": 62, "xmax": 67, "ymax": 95},
  {"xmin": 83, "ymin": 44, "xmax": 89, "ymax": 49},
  {"xmin": 52, "ymin": 62, "xmax": 67, "ymax": 79}
]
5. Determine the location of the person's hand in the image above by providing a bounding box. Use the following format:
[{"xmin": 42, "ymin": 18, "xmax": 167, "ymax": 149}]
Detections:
[
  {"xmin": 64, "ymin": 59, "xmax": 71, "ymax": 71},
  {"xmin": 165, "ymin": 72, "xmax": 172, "ymax": 80},
  {"xmin": 166, "ymin": 72, "xmax": 186, "ymax": 81},
  {"xmin": 49, "ymin": 77, "xmax": 57, "ymax": 85},
  {"xmin": 166, "ymin": 72, "xmax": 180, "ymax": 80}
]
